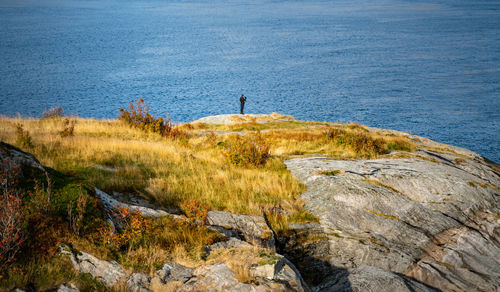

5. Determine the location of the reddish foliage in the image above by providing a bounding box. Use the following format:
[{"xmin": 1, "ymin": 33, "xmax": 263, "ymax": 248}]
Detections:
[
  {"xmin": 97, "ymin": 207, "xmax": 152, "ymax": 249},
  {"xmin": 0, "ymin": 190, "xmax": 25, "ymax": 268},
  {"xmin": 0, "ymin": 161, "xmax": 25, "ymax": 268},
  {"xmin": 180, "ymin": 200, "xmax": 208, "ymax": 228}
]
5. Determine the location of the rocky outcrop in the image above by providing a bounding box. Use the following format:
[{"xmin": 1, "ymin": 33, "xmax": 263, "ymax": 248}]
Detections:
[
  {"xmin": 207, "ymin": 210, "xmax": 275, "ymax": 248},
  {"xmin": 0, "ymin": 142, "xmax": 46, "ymax": 175},
  {"xmin": 0, "ymin": 142, "xmax": 50, "ymax": 191},
  {"xmin": 60, "ymin": 244, "xmax": 308, "ymax": 291},
  {"xmin": 284, "ymin": 151, "xmax": 500, "ymax": 291}
]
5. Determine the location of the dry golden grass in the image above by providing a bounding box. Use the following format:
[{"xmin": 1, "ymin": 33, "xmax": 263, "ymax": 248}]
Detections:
[{"xmin": 0, "ymin": 116, "xmax": 304, "ymax": 215}]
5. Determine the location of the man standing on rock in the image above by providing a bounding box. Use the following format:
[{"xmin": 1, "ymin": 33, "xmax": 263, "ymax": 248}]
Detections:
[{"xmin": 240, "ymin": 94, "xmax": 247, "ymax": 115}]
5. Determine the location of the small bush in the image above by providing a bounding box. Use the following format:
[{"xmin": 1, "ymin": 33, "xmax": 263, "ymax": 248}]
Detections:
[
  {"xmin": 325, "ymin": 128, "xmax": 386, "ymax": 157},
  {"xmin": 180, "ymin": 200, "xmax": 208, "ymax": 228},
  {"xmin": 119, "ymin": 99, "xmax": 185, "ymax": 138},
  {"xmin": 224, "ymin": 132, "xmax": 270, "ymax": 167},
  {"xmin": 67, "ymin": 189, "xmax": 87, "ymax": 236},
  {"xmin": 58, "ymin": 118, "xmax": 75, "ymax": 138},
  {"xmin": 15, "ymin": 124, "xmax": 33, "ymax": 149},
  {"xmin": 205, "ymin": 131, "xmax": 217, "ymax": 147},
  {"xmin": 386, "ymin": 138, "xmax": 413, "ymax": 152},
  {"xmin": 41, "ymin": 106, "xmax": 63, "ymax": 119}
]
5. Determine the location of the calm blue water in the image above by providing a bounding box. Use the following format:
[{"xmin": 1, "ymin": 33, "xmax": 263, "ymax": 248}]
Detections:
[{"xmin": 1, "ymin": 0, "xmax": 499, "ymax": 162}]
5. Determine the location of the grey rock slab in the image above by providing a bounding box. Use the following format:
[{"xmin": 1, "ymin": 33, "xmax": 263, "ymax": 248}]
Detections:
[
  {"xmin": 250, "ymin": 254, "xmax": 310, "ymax": 292},
  {"xmin": 59, "ymin": 245, "xmax": 125, "ymax": 287},
  {"xmin": 285, "ymin": 156, "xmax": 500, "ymax": 291},
  {"xmin": 57, "ymin": 283, "xmax": 79, "ymax": 292},
  {"xmin": 155, "ymin": 262, "xmax": 193, "ymax": 284},
  {"xmin": 127, "ymin": 273, "xmax": 152, "ymax": 292},
  {"xmin": 207, "ymin": 210, "xmax": 275, "ymax": 248},
  {"xmin": 250, "ymin": 255, "xmax": 286, "ymax": 280}
]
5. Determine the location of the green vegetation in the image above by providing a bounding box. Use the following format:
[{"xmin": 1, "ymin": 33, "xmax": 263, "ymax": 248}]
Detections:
[{"xmin": 317, "ymin": 170, "xmax": 343, "ymax": 176}]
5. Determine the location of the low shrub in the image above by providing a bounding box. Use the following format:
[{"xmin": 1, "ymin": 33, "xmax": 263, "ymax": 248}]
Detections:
[
  {"xmin": 58, "ymin": 118, "xmax": 75, "ymax": 138},
  {"xmin": 97, "ymin": 207, "xmax": 152, "ymax": 250},
  {"xmin": 386, "ymin": 138, "xmax": 413, "ymax": 152},
  {"xmin": 15, "ymin": 124, "xmax": 33, "ymax": 149},
  {"xmin": 119, "ymin": 99, "xmax": 185, "ymax": 138},
  {"xmin": 224, "ymin": 132, "xmax": 270, "ymax": 167},
  {"xmin": 325, "ymin": 128, "xmax": 386, "ymax": 157},
  {"xmin": 41, "ymin": 106, "xmax": 63, "ymax": 119},
  {"xmin": 67, "ymin": 189, "xmax": 87, "ymax": 236},
  {"xmin": 205, "ymin": 131, "xmax": 218, "ymax": 147}
]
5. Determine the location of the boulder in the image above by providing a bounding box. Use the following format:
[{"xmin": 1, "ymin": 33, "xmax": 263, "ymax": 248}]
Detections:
[
  {"xmin": 155, "ymin": 262, "xmax": 193, "ymax": 284},
  {"xmin": 250, "ymin": 254, "xmax": 310, "ymax": 292},
  {"xmin": 0, "ymin": 142, "xmax": 50, "ymax": 190},
  {"xmin": 59, "ymin": 245, "xmax": 125, "ymax": 287},
  {"xmin": 181, "ymin": 263, "xmax": 256, "ymax": 291},
  {"xmin": 0, "ymin": 142, "xmax": 46, "ymax": 175},
  {"xmin": 207, "ymin": 210, "xmax": 275, "ymax": 248},
  {"xmin": 284, "ymin": 155, "xmax": 500, "ymax": 291},
  {"xmin": 57, "ymin": 283, "xmax": 79, "ymax": 292},
  {"xmin": 127, "ymin": 273, "xmax": 151, "ymax": 292}
]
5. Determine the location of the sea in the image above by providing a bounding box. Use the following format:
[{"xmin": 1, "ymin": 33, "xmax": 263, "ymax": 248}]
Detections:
[{"xmin": 0, "ymin": 0, "xmax": 499, "ymax": 162}]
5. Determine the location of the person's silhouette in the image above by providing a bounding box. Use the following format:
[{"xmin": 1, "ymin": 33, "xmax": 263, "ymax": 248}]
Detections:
[{"xmin": 240, "ymin": 94, "xmax": 247, "ymax": 114}]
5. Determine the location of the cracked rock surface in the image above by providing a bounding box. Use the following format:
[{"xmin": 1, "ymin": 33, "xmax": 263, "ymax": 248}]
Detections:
[{"xmin": 285, "ymin": 154, "xmax": 500, "ymax": 291}]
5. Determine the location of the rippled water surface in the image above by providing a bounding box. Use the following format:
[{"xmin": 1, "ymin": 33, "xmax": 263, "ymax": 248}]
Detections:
[{"xmin": 0, "ymin": 0, "xmax": 499, "ymax": 161}]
